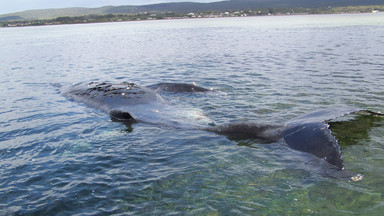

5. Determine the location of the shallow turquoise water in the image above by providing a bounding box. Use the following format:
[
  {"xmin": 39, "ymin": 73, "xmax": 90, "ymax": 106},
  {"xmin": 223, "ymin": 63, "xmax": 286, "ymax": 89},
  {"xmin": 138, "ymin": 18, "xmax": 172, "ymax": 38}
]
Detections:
[{"xmin": 1, "ymin": 14, "xmax": 384, "ymax": 215}]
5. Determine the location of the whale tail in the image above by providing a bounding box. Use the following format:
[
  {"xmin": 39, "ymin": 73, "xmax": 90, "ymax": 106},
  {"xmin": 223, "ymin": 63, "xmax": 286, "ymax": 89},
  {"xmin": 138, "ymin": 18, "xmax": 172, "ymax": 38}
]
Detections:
[
  {"xmin": 282, "ymin": 122, "xmax": 344, "ymax": 169},
  {"xmin": 206, "ymin": 108, "xmax": 383, "ymax": 179},
  {"xmin": 283, "ymin": 108, "xmax": 384, "ymax": 170}
]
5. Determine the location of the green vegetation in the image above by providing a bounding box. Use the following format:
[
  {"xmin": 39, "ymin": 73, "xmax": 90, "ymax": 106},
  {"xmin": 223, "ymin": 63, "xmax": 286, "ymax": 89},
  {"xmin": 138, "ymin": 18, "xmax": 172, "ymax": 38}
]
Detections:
[
  {"xmin": 1, "ymin": 5, "xmax": 383, "ymax": 28},
  {"xmin": 299, "ymin": 5, "xmax": 384, "ymax": 14}
]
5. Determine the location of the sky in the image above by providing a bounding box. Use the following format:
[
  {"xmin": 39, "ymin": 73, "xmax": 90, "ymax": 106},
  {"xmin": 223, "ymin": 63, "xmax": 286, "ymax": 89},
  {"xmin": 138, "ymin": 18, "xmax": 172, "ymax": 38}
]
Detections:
[{"xmin": 0, "ymin": 0, "xmax": 221, "ymax": 15}]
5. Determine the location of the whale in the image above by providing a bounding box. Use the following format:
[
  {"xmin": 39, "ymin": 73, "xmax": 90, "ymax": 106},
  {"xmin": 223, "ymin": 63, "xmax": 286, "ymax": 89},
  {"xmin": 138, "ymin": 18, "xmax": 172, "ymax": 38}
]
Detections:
[
  {"xmin": 62, "ymin": 81, "xmax": 383, "ymax": 181},
  {"xmin": 62, "ymin": 82, "xmax": 215, "ymax": 127}
]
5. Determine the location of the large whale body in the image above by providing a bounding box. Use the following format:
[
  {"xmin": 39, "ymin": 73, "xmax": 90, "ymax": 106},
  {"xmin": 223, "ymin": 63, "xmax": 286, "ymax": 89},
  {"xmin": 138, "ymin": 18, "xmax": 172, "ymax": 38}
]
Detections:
[
  {"xmin": 62, "ymin": 82, "xmax": 214, "ymax": 127},
  {"xmin": 63, "ymin": 82, "xmax": 383, "ymax": 181}
]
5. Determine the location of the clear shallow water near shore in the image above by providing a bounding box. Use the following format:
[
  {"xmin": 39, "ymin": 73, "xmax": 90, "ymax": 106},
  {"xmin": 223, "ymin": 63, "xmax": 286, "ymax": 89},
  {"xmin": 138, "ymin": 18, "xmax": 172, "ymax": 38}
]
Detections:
[{"xmin": 1, "ymin": 14, "xmax": 384, "ymax": 215}]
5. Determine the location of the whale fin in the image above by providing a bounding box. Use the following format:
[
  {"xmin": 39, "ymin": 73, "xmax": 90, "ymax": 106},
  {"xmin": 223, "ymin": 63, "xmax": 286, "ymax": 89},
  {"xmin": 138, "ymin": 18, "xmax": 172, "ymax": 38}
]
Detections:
[{"xmin": 109, "ymin": 110, "xmax": 136, "ymax": 123}]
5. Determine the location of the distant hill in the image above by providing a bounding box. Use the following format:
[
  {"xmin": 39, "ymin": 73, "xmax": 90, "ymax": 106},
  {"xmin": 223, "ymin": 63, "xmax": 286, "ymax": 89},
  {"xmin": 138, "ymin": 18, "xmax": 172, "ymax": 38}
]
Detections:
[
  {"xmin": 0, "ymin": 6, "xmax": 123, "ymax": 20},
  {"xmin": 0, "ymin": 16, "xmax": 23, "ymax": 21},
  {"xmin": 1, "ymin": 0, "xmax": 383, "ymax": 21},
  {"xmin": 136, "ymin": 0, "xmax": 384, "ymax": 13}
]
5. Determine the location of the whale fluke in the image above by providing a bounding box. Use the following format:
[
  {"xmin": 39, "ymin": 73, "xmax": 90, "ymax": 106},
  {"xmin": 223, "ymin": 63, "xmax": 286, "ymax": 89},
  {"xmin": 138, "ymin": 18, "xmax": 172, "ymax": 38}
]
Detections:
[
  {"xmin": 207, "ymin": 107, "xmax": 383, "ymax": 172},
  {"xmin": 282, "ymin": 122, "xmax": 343, "ymax": 169},
  {"xmin": 283, "ymin": 108, "xmax": 383, "ymax": 170}
]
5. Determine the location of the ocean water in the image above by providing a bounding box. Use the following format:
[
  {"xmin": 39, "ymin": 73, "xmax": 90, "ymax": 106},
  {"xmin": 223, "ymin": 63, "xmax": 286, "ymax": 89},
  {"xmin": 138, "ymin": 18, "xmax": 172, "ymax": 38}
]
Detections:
[{"xmin": 1, "ymin": 13, "xmax": 384, "ymax": 215}]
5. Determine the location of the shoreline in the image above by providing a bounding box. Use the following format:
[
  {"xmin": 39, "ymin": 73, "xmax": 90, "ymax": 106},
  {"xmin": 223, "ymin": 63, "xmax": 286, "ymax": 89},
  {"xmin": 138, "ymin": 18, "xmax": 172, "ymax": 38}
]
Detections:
[{"xmin": 1, "ymin": 10, "xmax": 383, "ymax": 28}]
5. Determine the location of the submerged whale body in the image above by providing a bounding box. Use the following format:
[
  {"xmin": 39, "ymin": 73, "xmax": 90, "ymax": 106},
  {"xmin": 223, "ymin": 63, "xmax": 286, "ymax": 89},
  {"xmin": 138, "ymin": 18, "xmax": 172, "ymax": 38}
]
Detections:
[{"xmin": 63, "ymin": 81, "xmax": 383, "ymax": 181}]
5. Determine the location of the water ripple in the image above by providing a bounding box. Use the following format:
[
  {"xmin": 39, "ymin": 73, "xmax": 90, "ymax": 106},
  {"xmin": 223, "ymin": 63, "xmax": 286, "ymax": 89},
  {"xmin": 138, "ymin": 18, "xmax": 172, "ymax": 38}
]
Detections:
[{"xmin": 1, "ymin": 14, "xmax": 384, "ymax": 215}]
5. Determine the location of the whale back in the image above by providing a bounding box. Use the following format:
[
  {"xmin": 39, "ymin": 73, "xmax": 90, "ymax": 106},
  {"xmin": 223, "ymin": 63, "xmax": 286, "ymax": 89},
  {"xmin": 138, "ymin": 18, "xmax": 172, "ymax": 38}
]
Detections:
[
  {"xmin": 146, "ymin": 83, "xmax": 210, "ymax": 93},
  {"xmin": 62, "ymin": 82, "xmax": 166, "ymax": 121},
  {"xmin": 62, "ymin": 82, "xmax": 215, "ymax": 127}
]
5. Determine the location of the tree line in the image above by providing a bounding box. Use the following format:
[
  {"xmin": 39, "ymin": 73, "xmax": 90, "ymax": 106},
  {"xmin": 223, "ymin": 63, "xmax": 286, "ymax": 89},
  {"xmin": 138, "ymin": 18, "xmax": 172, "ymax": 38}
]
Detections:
[{"xmin": 1, "ymin": 5, "xmax": 382, "ymax": 27}]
